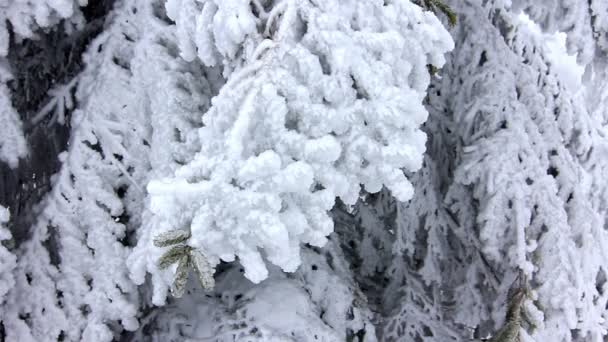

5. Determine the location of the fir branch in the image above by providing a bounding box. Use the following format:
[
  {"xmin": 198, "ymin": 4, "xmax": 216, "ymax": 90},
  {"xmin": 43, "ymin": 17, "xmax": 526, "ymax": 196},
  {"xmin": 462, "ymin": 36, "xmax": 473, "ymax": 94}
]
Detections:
[
  {"xmin": 415, "ymin": 0, "xmax": 457, "ymax": 27},
  {"xmin": 153, "ymin": 229, "xmax": 191, "ymax": 247},
  {"xmin": 430, "ymin": 0, "xmax": 457, "ymax": 27},
  {"xmin": 171, "ymin": 255, "xmax": 190, "ymax": 298},
  {"xmin": 158, "ymin": 245, "xmax": 191, "ymax": 269},
  {"xmin": 488, "ymin": 275, "xmax": 529, "ymax": 342},
  {"xmin": 190, "ymin": 249, "xmax": 215, "ymax": 290}
]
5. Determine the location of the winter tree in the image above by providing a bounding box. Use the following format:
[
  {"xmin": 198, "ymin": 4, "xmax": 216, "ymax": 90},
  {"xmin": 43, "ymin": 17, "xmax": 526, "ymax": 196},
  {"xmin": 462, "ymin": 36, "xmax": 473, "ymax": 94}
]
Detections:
[
  {"xmin": 0, "ymin": 0, "xmax": 607, "ymax": 341},
  {"xmin": 382, "ymin": 1, "xmax": 608, "ymax": 341}
]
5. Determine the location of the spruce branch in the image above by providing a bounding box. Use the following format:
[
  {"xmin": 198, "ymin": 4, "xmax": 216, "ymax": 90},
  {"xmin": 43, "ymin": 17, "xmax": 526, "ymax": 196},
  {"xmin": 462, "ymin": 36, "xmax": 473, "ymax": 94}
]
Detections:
[
  {"xmin": 171, "ymin": 255, "xmax": 190, "ymax": 298},
  {"xmin": 158, "ymin": 245, "xmax": 191, "ymax": 269},
  {"xmin": 418, "ymin": 0, "xmax": 456, "ymax": 77},
  {"xmin": 190, "ymin": 249, "xmax": 215, "ymax": 290},
  {"xmin": 430, "ymin": 0, "xmax": 457, "ymax": 27},
  {"xmin": 415, "ymin": 0, "xmax": 457, "ymax": 27},
  {"xmin": 153, "ymin": 229, "xmax": 191, "ymax": 247},
  {"xmin": 488, "ymin": 273, "xmax": 530, "ymax": 342},
  {"xmin": 154, "ymin": 231, "xmax": 215, "ymax": 294}
]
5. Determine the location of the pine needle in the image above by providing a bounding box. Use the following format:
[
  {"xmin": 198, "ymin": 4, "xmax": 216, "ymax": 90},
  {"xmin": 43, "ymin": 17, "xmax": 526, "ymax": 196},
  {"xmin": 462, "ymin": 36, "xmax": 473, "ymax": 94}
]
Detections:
[
  {"xmin": 158, "ymin": 245, "xmax": 191, "ymax": 269},
  {"xmin": 171, "ymin": 255, "xmax": 190, "ymax": 298},
  {"xmin": 417, "ymin": 0, "xmax": 458, "ymax": 27},
  {"xmin": 488, "ymin": 275, "xmax": 529, "ymax": 342},
  {"xmin": 430, "ymin": 0, "xmax": 457, "ymax": 27},
  {"xmin": 153, "ymin": 229, "xmax": 191, "ymax": 247},
  {"xmin": 190, "ymin": 249, "xmax": 215, "ymax": 290}
]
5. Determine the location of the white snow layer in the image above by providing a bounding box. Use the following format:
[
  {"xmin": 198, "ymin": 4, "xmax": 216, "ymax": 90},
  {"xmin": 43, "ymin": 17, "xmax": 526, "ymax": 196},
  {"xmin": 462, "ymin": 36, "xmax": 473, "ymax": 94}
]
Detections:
[{"xmin": 141, "ymin": 0, "xmax": 454, "ymax": 289}]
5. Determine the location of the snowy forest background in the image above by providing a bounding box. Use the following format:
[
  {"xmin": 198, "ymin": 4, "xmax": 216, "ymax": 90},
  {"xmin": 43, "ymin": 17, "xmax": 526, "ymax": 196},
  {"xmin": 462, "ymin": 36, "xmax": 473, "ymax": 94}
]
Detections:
[{"xmin": 0, "ymin": 0, "xmax": 607, "ymax": 341}]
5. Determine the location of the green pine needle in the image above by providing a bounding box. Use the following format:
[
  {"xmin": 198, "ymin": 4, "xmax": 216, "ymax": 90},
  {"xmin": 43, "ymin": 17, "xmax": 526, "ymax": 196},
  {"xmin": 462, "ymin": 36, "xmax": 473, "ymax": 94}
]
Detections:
[
  {"xmin": 158, "ymin": 245, "xmax": 191, "ymax": 269},
  {"xmin": 171, "ymin": 255, "xmax": 190, "ymax": 298},
  {"xmin": 153, "ymin": 229, "xmax": 191, "ymax": 247},
  {"xmin": 488, "ymin": 278, "xmax": 529, "ymax": 342},
  {"xmin": 416, "ymin": 0, "xmax": 457, "ymax": 27},
  {"xmin": 190, "ymin": 249, "xmax": 215, "ymax": 290},
  {"xmin": 431, "ymin": 0, "xmax": 457, "ymax": 27}
]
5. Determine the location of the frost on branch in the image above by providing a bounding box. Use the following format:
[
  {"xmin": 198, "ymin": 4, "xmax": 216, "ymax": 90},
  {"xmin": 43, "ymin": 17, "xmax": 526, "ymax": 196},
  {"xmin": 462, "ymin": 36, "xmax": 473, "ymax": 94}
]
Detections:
[
  {"xmin": 154, "ymin": 229, "xmax": 190, "ymax": 248},
  {"xmin": 154, "ymin": 229, "xmax": 215, "ymax": 296},
  {"xmin": 365, "ymin": 0, "xmax": 608, "ymax": 340},
  {"xmin": 445, "ymin": 10, "xmax": 608, "ymax": 340},
  {"xmin": 1, "ymin": 2, "xmax": 152, "ymax": 340},
  {"xmin": 0, "ymin": 0, "xmax": 85, "ymax": 56},
  {"xmin": 0, "ymin": 63, "xmax": 27, "ymax": 168},
  {"xmin": 509, "ymin": 0, "xmax": 608, "ymax": 128},
  {"xmin": 30, "ymin": 77, "xmax": 78, "ymax": 126},
  {"xmin": 135, "ymin": 241, "xmax": 378, "ymax": 341},
  {"xmin": 382, "ymin": 156, "xmax": 465, "ymax": 341},
  {"xmin": 378, "ymin": 1, "xmax": 608, "ymax": 340},
  {"xmin": 511, "ymin": 0, "xmax": 608, "ymax": 65},
  {"xmin": 144, "ymin": 0, "xmax": 453, "ymax": 290},
  {"xmin": 0, "ymin": 0, "xmax": 88, "ymax": 169},
  {"xmin": 1, "ymin": 0, "xmax": 226, "ymax": 338},
  {"xmin": 0, "ymin": 206, "xmax": 16, "ymax": 306},
  {"xmin": 126, "ymin": 0, "xmax": 218, "ymax": 305}
]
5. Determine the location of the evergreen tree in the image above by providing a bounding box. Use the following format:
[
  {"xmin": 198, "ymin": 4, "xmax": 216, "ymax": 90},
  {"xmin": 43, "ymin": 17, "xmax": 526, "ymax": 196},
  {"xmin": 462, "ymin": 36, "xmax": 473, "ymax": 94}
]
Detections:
[
  {"xmin": 0, "ymin": 0, "xmax": 607, "ymax": 341},
  {"xmin": 381, "ymin": 1, "xmax": 608, "ymax": 341}
]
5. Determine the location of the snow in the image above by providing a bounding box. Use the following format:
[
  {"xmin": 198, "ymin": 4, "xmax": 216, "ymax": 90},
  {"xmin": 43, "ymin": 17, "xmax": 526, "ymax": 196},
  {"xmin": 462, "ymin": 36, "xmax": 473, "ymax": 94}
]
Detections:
[
  {"xmin": 517, "ymin": 13, "xmax": 584, "ymax": 91},
  {"xmin": 0, "ymin": 206, "xmax": 16, "ymax": 303},
  {"xmin": 138, "ymin": 242, "xmax": 378, "ymax": 341},
  {"xmin": 381, "ymin": 1, "xmax": 608, "ymax": 340},
  {"xmin": 1, "ymin": 0, "xmax": 607, "ymax": 340},
  {"xmin": 142, "ymin": 0, "xmax": 453, "ymax": 287},
  {"xmin": 0, "ymin": 0, "xmax": 84, "ymax": 54},
  {"xmin": 0, "ymin": 62, "xmax": 27, "ymax": 168}
]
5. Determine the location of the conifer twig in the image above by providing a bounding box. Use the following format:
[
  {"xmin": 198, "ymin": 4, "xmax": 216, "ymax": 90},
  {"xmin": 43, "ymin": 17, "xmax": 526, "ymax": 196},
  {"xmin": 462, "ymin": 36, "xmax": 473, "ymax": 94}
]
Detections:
[{"xmin": 488, "ymin": 272, "xmax": 529, "ymax": 342}]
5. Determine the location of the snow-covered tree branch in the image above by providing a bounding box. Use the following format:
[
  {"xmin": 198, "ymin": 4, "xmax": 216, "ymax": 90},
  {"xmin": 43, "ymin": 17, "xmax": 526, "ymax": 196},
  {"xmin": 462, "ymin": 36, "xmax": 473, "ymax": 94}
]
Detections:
[
  {"xmin": 137, "ymin": 0, "xmax": 453, "ymax": 293},
  {"xmin": 0, "ymin": 0, "xmax": 607, "ymax": 341}
]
